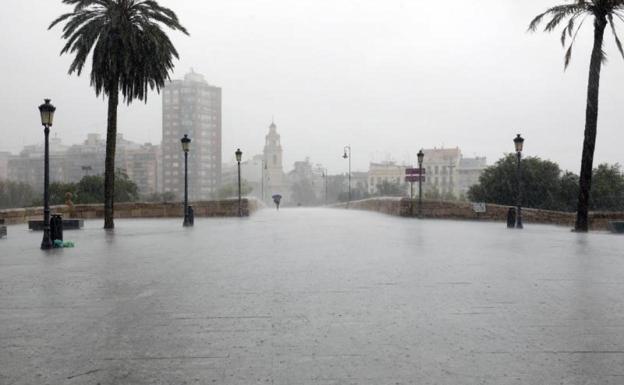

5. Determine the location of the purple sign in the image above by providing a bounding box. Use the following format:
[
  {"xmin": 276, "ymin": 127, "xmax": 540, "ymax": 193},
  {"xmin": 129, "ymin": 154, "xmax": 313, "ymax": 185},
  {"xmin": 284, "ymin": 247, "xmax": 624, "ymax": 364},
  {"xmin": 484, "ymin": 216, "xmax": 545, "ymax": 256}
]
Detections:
[
  {"xmin": 405, "ymin": 168, "xmax": 425, "ymax": 175},
  {"xmin": 405, "ymin": 175, "xmax": 425, "ymax": 183}
]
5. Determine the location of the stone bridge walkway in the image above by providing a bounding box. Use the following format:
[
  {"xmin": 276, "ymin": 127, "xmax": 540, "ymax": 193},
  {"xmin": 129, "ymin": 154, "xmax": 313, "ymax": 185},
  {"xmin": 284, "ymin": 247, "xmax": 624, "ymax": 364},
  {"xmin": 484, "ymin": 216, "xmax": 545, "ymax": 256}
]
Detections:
[{"xmin": 1, "ymin": 208, "xmax": 624, "ymax": 384}]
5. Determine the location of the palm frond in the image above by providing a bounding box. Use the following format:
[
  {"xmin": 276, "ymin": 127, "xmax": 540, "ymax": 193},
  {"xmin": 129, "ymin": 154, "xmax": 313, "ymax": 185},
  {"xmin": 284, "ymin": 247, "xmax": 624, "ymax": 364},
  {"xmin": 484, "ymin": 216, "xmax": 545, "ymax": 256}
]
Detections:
[
  {"xmin": 608, "ymin": 14, "xmax": 624, "ymax": 60},
  {"xmin": 528, "ymin": 4, "xmax": 588, "ymax": 32},
  {"xmin": 565, "ymin": 15, "xmax": 589, "ymax": 69},
  {"xmin": 50, "ymin": 0, "xmax": 188, "ymax": 102}
]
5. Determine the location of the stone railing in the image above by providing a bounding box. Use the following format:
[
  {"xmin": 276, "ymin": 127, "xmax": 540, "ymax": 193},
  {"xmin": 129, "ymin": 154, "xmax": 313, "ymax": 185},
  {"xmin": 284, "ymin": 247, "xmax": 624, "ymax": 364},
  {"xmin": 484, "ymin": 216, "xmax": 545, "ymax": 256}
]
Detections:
[
  {"xmin": 0, "ymin": 198, "xmax": 264, "ymax": 225},
  {"xmin": 334, "ymin": 197, "xmax": 624, "ymax": 231}
]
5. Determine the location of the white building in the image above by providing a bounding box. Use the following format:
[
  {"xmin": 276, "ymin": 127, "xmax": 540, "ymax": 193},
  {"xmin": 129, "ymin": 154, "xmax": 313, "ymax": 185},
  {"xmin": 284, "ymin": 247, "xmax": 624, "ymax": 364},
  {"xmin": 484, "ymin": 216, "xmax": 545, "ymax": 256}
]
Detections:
[
  {"xmin": 367, "ymin": 161, "xmax": 409, "ymax": 195},
  {"xmin": 263, "ymin": 121, "xmax": 288, "ymax": 203},
  {"xmin": 421, "ymin": 147, "xmax": 487, "ymax": 198}
]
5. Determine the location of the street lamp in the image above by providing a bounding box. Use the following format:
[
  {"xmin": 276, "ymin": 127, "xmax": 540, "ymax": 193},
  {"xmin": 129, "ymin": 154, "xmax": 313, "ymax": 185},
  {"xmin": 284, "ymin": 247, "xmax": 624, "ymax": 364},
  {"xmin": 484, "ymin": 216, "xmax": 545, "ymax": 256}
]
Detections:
[
  {"xmin": 181, "ymin": 134, "xmax": 192, "ymax": 227},
  {"xmin": 38, "ymin": 99, "xmax": 56, "ymax": 249},
  {"xmin": 417, "ymin": 149, "xmax": 425, "ymax": 218},
  {"xmin": 235, "ymin": 148, "xmax": 243, "ymax": 217},
  {"xmin": 343, "ymin": 146, "xmax": 351, "ymax": 207},
  {"xmin": 513, "ymin": 134, "xmax": 524, "ymax": 229}
]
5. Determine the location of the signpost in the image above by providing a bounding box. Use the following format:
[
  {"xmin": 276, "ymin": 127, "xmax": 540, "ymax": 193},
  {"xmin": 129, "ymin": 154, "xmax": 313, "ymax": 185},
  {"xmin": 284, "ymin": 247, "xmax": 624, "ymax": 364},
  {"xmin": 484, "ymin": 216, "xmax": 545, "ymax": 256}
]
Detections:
[
  {"xmin": 405, "ymin": 168, "xmax": 426, "ymax": 215},
  {"xmin": 405, "ymin": 169, "xmax": 426, "ymax": 191}
]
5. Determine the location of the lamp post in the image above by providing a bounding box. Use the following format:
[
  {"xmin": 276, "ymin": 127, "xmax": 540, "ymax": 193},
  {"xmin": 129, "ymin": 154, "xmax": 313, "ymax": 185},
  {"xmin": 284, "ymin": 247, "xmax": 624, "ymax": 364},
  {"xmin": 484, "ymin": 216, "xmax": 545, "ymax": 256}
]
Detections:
[
  {"xmin": 417, "ymin": 149, "xmax": 425, "ymax": 218},
  {"xmin": 181, "ymin": 134, "xmax": 192, "ymax": 227},
  {"xmin": 343, "ymin": 146, "xmax": 351, "ymax": 207},
  {"xmin": 38, "ymin": 99, "xmax": 56, "ymax": 249},
  {"xmin": 514, "ymin": 134, "xmax": 524, "ymax": 229},
  {"xmin": 236, "ymin": 148, "xmax": 243, "ymax": 217}
]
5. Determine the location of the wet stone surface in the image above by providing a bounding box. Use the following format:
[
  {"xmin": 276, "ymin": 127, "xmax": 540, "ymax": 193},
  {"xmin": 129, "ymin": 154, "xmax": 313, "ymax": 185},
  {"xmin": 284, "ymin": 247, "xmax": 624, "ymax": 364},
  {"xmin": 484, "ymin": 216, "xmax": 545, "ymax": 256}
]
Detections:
[{"xmin": 1, "ymin": 208, "xmax": 624, "ymax": 384}]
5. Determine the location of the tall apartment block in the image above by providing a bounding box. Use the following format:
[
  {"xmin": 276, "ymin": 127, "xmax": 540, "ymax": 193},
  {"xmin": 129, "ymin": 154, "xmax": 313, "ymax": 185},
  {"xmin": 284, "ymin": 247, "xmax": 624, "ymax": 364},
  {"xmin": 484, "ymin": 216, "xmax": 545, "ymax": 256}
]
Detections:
[{"xmin": 161, "ymin": 70, "xmax": 222, "ymax": 200}]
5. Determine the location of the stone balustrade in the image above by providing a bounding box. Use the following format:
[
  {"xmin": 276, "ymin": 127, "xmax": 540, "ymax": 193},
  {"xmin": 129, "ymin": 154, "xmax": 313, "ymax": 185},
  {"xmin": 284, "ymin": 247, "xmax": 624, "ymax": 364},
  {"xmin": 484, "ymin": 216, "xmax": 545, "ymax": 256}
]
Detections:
[
  {"xmin": 334, "ymin": 197, "xmax": 624, "ymax": 231},
  {"xmin": 0, "ymin": 198, "xmax": 264, "ymax": 225}
]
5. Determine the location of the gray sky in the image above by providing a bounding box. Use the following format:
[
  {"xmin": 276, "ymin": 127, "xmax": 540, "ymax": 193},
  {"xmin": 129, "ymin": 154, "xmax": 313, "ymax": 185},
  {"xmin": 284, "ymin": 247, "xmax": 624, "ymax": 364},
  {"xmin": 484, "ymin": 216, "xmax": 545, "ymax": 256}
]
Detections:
[{"xmin": 1, "ymin": 0, "xmax": 623, "ymax": 174}]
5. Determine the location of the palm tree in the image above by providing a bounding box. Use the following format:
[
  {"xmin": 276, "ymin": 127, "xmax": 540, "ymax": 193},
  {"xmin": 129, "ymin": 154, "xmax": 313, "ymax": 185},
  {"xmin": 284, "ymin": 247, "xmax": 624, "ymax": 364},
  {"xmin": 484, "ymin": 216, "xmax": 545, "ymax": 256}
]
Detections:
[
  {"xmin": 529, "ymin": 1, "xmax": 624, "ymax": 232},
  {"xmin": 50, "ymin": 0, "xmax": 188, "ymax": 229}
]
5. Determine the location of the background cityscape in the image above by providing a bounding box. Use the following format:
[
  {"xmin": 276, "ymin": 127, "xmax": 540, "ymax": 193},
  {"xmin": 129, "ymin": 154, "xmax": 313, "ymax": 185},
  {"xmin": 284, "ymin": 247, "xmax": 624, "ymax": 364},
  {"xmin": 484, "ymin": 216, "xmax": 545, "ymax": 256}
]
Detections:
[{"xmin": 0, "ymin": 71, "xmax": 488, "ymax": 206}]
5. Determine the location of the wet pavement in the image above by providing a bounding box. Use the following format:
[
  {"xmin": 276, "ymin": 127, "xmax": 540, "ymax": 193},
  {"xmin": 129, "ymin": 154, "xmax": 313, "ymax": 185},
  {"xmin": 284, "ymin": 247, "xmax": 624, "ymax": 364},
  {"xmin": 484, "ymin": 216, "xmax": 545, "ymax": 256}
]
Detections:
[{"xmin": 1, "ymin": 208, "xmax": 624, "ymax": 385}]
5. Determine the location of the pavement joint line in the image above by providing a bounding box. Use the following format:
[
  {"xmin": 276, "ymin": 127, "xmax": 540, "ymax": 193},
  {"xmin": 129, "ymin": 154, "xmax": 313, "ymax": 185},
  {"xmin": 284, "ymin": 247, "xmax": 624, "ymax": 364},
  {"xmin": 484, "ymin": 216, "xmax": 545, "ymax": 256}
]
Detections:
[{"xmin": 101, "ymin": 355, "xmax": 230, "ymax": 361}]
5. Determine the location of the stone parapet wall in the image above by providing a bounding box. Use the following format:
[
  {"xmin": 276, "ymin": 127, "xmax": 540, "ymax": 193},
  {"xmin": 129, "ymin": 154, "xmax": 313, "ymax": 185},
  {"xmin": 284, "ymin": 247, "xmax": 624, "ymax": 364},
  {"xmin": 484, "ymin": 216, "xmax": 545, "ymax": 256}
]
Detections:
[
  {"xmin": 0, "ymin": 198, "xmax": 264, "ymax": 225},
  {"xmin": 334, "ymin": 198, "xmax": 624, "ymax": 231}
]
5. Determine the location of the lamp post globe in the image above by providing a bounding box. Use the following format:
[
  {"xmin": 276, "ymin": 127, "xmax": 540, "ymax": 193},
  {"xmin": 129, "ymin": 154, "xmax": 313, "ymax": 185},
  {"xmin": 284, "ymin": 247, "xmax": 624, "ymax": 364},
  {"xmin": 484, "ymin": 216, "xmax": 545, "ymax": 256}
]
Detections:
[
  {"xmin": 514, "ymin": 134, "xmax": 524, "ymax": 153},
  {"xmin": 38, "ymin": 99, "xmax": 56, "ymax": 250},
  {"xmin": 39, "ymin": 99, "xmax": 56, "ymax": 126},
  {"xmin": 514, "ymin": 134, "xmax": 524, "ymax": 229},
  {"xmin": 236, "ymin": 149, "xmax": 243, "ymax": 217},
  {"xmin": 181, "ymin": 134, "xmax": 192, "ymax": 227}
]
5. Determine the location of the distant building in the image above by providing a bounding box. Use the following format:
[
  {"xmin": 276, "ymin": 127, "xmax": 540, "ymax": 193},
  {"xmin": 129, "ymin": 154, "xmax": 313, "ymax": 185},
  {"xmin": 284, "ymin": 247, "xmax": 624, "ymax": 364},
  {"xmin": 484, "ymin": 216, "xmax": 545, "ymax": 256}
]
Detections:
[
  {"xmin": 368, "ymin": 161, "xmax": 408, "ymax": 195},
  {"xmin": 8, "ymin": 135, "xmax": 69, "ymax": 190},
  {"xmin": 263, "ymin": 121, "xmax": 288, "ymax": 202},
  {"xmin": 161, "ymin": 70, "xmax": 222, "ymax": 200},
  {"xmin": 221, "ymin": 154, "xmax": 266, "ymax": 200},
  {"xmin": 457, "ymin": 156, "xmax": 487, "ymax": 197},
  {"xmin": 421, "ymin": 147, "xmax": 461, "ymax": 197},
  {"xmin": 421, "ymin": 147, "xmax": 486, "ymax": 198},
  {"xmin": 287, "ymin": 158, "xmax": 324, "ymax": 205},
  {"xmin": 0, "ymin": 151, "xmax": 10, "ymax": 181},
  {"xmin": 121, "ymin": 143, "xmax": 160, "ymax": 197},
  {"xmin": 351, "ymin": 172, "xmax": 369, "ymax": 196},
  {"xmin": 7, "ymin": 133, "xmax": 160, "ymax": 195}
]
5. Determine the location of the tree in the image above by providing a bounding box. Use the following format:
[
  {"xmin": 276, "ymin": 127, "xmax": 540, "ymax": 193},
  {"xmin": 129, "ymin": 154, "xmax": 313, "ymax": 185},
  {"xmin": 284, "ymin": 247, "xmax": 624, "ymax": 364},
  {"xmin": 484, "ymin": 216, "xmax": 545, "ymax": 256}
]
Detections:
[
  {"xmin": 590, "ymin": 164, "xmax": 624, "ymax": 210},
  {"xmin": 0, "ymin": 181, "xmax": 36, "ymax": 209},
  {"xmin": 213, "ymin": 180, "xmax": 253, "ymax": 200},
  {"xmin": 49, "ymin": 182, "xmax": 77, "ymax": 205},
  {"xmin": 529, "ymin": 1, "xmax": 624, "ymax": 231},
  {"xmin": 375, "ymin": 180, "xmax": 404, "ymax": 197},
  {"xmin": 74, "ymin": 172, "xmax": 139, "ymax": 204},
  {"xmin": 144, "ymin": 191, "xmax": 176, "ymax": 203},
  {"xmin": 50, "ymin": 0, "xmax": 188, "ymax": 229},
  {"xmin": 467, "ymin": 154, "xmax": 565, "ymax": 211}
]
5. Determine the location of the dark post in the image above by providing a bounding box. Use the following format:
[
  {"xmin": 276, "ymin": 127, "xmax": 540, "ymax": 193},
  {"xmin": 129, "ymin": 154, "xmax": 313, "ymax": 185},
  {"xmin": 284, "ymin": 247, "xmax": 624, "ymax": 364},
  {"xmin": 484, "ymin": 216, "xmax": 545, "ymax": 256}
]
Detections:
[
  {"xmin": 343, "ymin": 146, "xmax": 351, "ymax": 207},
  {"xmin": 181, "ymin": 134, "xmax": 192, "ymax": 227},
  {"xmin": 38, "ymin": 99, "xmax": 56, "ymax": 250},
  {"xmin": 236, "ymin": 148, "xmax": 243, "ymax": 217},
  {"xmin": 514, "ymin": 134, "xmax": 524, "ymax": 229},
  {"xmin": 417, "ymin": 149, "xmax": 425, "ymax": 218}
]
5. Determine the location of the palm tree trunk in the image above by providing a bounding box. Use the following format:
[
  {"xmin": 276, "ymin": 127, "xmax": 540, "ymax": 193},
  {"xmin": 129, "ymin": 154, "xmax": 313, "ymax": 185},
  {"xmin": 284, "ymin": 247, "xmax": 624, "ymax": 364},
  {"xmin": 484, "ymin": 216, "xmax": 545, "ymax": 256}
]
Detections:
[
  {"xmin": 104, "ymin": 80, "xmax": 119, "ymax": 229},
  {"xmin": 575, "ymin": 16, "xmax": 607, "ymax": 232}
]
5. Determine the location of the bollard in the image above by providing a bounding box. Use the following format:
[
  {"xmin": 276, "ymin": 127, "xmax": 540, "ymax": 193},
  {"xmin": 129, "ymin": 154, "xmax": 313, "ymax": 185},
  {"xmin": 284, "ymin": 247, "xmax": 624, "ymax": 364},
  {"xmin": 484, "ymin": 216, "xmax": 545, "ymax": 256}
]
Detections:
[
  {"xmin": 188, "ymin": 206, "xmax": 194, "ymax": 226},
  {"xmin": 50, "ymin": 214, "xmax": 64, "ymax": 245},
  {"xmin": 506, "ymin": 208, "xmax": 516, "ymax": 229}
]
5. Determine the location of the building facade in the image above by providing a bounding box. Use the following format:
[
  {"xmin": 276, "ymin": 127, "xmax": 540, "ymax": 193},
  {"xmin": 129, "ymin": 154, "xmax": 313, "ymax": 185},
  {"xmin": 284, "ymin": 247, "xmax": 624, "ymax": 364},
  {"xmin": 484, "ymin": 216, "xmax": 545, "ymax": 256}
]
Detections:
[
  {"xmin": 263, "ymin": 121, "xmax": 288, "ymax": 202},
  {"xmin": 368, "ymin": 161, "xmax": 408, "ymax": 195},
  {"xmin": 0, "ymin": 151, "xmax": 11, "ymax": 181},
  {"xmin": 421, "ymin": 147, "xmax": 486, "ymax": 198},
  {"xmin": 421, "ymin": 147, "xmax": 461, "ymax": 197},
  {"xmin": 162, "ymin": 70, "xmax": 222, "ymax": 201},
  {"xmin": 7, "ymin": 134, "xmax": 160, "ymax": 195},
  {"xmin": 457, "ymin": 156, "xmax": 487, "ymax": 198}
]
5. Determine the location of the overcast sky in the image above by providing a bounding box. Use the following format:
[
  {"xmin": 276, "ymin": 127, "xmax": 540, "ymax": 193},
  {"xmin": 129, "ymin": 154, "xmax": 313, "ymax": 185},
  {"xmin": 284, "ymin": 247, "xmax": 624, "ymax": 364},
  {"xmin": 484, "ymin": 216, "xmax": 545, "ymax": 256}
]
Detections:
[{"xmin": 1, "ymin": 0, "xmax": 623, "ymax": 174}]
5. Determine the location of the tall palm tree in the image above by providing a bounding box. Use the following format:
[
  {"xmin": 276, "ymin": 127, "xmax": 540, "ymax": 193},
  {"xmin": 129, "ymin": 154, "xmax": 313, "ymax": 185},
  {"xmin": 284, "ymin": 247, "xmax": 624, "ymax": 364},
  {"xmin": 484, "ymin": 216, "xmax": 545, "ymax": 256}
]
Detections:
[
  {"xmin": 50, "ymin": 0, "xmax": 188, "ymax": 229},
  {"xmin": 529, "ymin": 0, "xmax": 624, "ymax": 232}
]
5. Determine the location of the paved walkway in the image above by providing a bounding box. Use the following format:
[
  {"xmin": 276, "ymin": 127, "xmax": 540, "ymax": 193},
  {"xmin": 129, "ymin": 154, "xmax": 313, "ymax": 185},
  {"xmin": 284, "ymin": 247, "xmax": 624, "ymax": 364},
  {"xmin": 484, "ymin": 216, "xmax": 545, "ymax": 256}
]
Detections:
[{"xmin": 1, "ymin": 208, "xmax": 624, "ymax": 384}]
